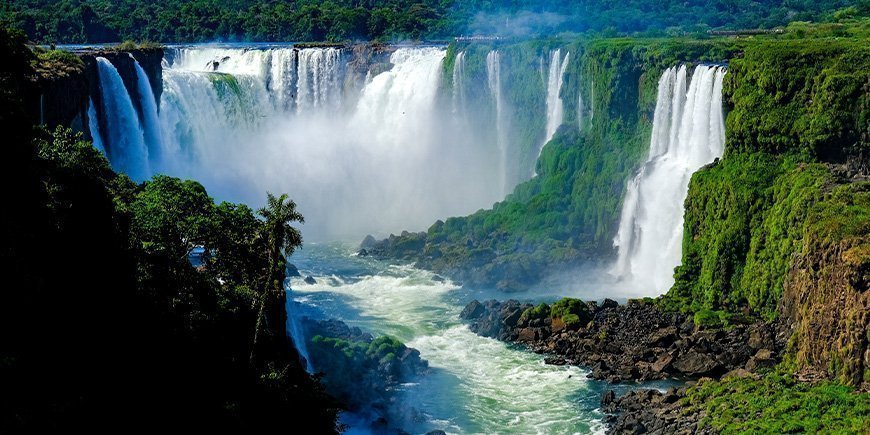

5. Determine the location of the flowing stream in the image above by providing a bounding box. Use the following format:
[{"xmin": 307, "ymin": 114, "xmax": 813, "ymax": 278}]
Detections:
[{"xmin": 286, "ymin": 243, "xmax": 678, "ymax": 434}]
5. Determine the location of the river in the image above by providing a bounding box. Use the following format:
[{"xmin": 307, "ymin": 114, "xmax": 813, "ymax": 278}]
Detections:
[{"xmin": 287, "ymin": 242, "xmax": 677, "ymax": 434}]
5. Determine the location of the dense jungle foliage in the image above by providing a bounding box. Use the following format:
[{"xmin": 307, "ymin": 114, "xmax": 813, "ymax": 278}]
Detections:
[
  {"xmin": 2, "ymin": 0, "xmax": 865, "ymax": 43},
  {"xmin": 0, "ymin": 26, "xmax": 339, "ymax": 432}
]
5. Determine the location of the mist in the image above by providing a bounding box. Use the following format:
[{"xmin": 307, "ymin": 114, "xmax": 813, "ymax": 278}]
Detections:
[
  {"xmin": 468, "ymin": 10, "xmax": 574, "ymax": 38},
  {"xmin": 154, "ymin": 46, "xmax": 506, "ymax": 241}
]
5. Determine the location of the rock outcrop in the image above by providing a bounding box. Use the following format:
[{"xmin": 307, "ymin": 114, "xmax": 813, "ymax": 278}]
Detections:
[
  {"xmin": 780, "ymin": 234, "xmax": 869, "ymax": 389},
  {"xmin": 461, "ymin": 298, "xmax": 784, "ymax": 382}
]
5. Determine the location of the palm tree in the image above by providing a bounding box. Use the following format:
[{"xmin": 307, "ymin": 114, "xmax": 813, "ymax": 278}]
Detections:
[
  {"xmin": 251, "ymin": 193, "xmax": 304, "ymax": 368},
  {"xmin": 258, "ymin": 192, "xmax": 304, "ymax": 292}
]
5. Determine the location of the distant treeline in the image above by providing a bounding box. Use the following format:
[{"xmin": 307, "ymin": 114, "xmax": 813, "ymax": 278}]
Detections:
[{"xmin": 2, "ymin": 0, "xmax": 864, "ymax": 43}]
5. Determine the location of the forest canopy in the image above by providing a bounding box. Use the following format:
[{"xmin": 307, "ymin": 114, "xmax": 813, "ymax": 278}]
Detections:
[{"xmin": 2, "ymin": 0, "xmax": 864, "ymax": 43}]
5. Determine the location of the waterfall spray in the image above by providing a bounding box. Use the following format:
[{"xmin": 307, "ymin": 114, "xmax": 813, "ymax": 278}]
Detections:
[
  {"xmin": 544, "ymin": 49, "xmax": 570, "ymax": 145},
  {"xmin": 95, "ymin": 57, "xmax": 150, "ymax": 181},
  {"xmin": 286, "ymin": 287, "xmax": 313, "ymax": 373},
  {"xmin": 296, "ymin": 48, "xmax": 343, "ymax": 113},
  {"xmin": 87, "ymin": 97, "xmax": 105, "ymax": 154},
  {"xmin": 611, "ymin": 65, "xmax": 726, "ymax": 294},
  {"xmin": 452, "ymin": 51, "xmax": 466, "ymax": 115},
  {"xmin": 132, "ymin": 56, "xmax": 164, "ymax": 169},
  {"xmin": 486, "ymin": 50, "xmax": 507, "ymax": 196}
]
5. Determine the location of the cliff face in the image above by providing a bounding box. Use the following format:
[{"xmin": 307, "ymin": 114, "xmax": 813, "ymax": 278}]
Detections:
[
  {"xmin": 26, "ymin": 46, "xmax": 164, "ymax": 142},
  {"xmin": 781, "ymin": 214, "xmax": 869, "ymax": 387},
  {"xmin": 368, "ymin": 39, "xmax": 742, "ymax": 291},
  {"xmin": 666, "ymin": 39, "xmax": 869, "ymax": 387}
]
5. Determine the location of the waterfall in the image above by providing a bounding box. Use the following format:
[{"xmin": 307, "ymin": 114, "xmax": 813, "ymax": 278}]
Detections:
[
  {"xmin": 132, "ymin": 56, "xmax": 163, "ymax": 168},
  {"xmin": 269, "ymin": 48, "xmax": 297, "ymax": 111},
  {"xmin": 543, "ymin": 49, "xmax": 570, "ymax": 146},
  {"xmin": 611, "ymin": 65, "xmax": 727, "ymax": 294},
  {"xmin": 286, "ymin": 289, "xmax": 313, "ymax": 373},
  {"xmin": 87, "ymin": 97, "xmax": 105, "ymax": 154},
  {"xmin": 95, "ymin": 57, "xmax": 150, "ymax": 181},
  {"xmin": 486, "ymin": 50, "xmax": 507, "ymax": 195},
  {"xmin": 296, "ymin": 48, "xmax": 343, "ymax": 113},
  {"xmin": 577, "ymin": 92, "xmax": 584, "ymax": 132},
  {"xmin": 452, "ymin": 51, "xmax": 466, "ymax": 115}
]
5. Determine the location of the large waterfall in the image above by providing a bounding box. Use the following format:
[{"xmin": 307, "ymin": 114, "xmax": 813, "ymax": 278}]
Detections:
[
  {"xmin": 486, "ymin": 50, "xmax": 507, "ymax": 195},
  {"xmin": 612, "ymin": 65, "xmax": 726, "ymax": 294},
  {"xmin": 95, "ymin": 57, "xmax": 150, "ymax": 181},
  {"xmin": 543, "ymin": 49, "xmax": 570, "ymax": 149},
  {"xmin": 451, "ymin": 51, "xmax": 466, "ymax": 115},
  {"xmin": 132, "ymin": 56, "xmax": 163, "ymax": 169}
]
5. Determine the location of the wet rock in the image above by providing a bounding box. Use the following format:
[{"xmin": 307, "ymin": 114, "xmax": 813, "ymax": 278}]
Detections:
[
  {"xmin": 460, "ymin": 300, "xmax": 485, "ymax": 320},
  {"xmin": 304, "ymin": 276, "xmax": 317, "ymax": 285},
  {"xmin": 360, "ymin": 234, "xmax": 377, "ymax": 250},
  {"xmin": 285, "ymin": 263, "xmax": 301, "ymax": 277}
]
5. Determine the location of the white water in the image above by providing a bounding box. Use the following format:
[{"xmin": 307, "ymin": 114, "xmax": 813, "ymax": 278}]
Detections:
[
  {"xmin": 296, "ymin": 48, "xmax": 344, "ymax": 113},
  {"xmin": 95, "ymin": 57, "xmax": 150, "ymax": 181},
  {"xmin": 612, "ymin": 65, "xmax": 726, "ymax": 294},
  {"xmin": 289, "ymin": 246, "xmax": 607, "ymax": 434},
  {"xmin": 543, "ymin": 49, "xmax": 570, "ymax": 149},
  {"xmin": 486, "ymin": 50, "xmax": 507, "ymax": 196},
  {"xmin": 285, "ymin": 291, "xmax": 314, "ymax": 373},
  {"xmin": 154, "ymin": 46, "xmax": 503, "ymax": 239},
  {"xmin": 451, "ymin": 51, "xmax": 466, "ymax": 115},
  {"xmin": 86, "ymin": 97, "xmax": 105, "ymax": 154},
  {"xmin": 131, "ymin": 56, "xmax": 164, "ymax": 169}
]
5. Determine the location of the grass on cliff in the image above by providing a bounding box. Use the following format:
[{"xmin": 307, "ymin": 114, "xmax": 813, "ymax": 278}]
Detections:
[{"xmin": 685, "ymin": 374, "xmax": 870, "ymax": 433}]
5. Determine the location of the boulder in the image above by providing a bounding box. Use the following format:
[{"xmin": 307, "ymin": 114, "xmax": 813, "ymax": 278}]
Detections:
[
  {"xmin": 360, "ymin": 234, "xmax": 377, "ymax": 249},
  {"xmin": 671, "ymin": 350, "xmax": 721, "ymax": 376},
  {"xmin": 304, "ymin": 276, "xmax": 317, "ymax": 285},
  {"xmin": 601, "ymin": 298, "xmax": 619, "ymax": 309},
  {"xmin": 460, "ymin": 300, "xmax": 485, "ymax": 320},
  {"xmin": 285, "ymin": 263, "xmax": 301, "ymax": 277}
]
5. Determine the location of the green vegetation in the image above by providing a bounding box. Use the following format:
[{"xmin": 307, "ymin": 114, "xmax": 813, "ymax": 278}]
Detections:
[
  {"xmin": 409, "ymin": 38, "xmax": 742, "ymax": 290},
  {"xmin": 684, "ymin": 374, "xmax": 869, "ymax": 433},
  {"xmin": 3, "ymin": 0, "xmax": 863, "ymax": 43},
  {"xmin": 1, "ymin": 25, "xmax": 338, "ymax": 431},
  {"xmin": 520, "ymin": 297, "xmax": 590, "ymax": 325},
  {"xmin": 308, "ymin": 334, "xmax": 419, "ymax": 410},
  {"xmin": 662, "ymin": 37, "xmax": 869, "ymax": 320}
]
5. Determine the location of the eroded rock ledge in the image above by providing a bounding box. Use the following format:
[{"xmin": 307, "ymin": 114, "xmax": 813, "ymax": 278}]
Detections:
[{"xmin": 461, "ymin": 298, "xmax": 786, "ymax": 382}]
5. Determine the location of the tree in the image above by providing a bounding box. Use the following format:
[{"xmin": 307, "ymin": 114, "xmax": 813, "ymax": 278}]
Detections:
[
  {"xmin": 251, "ymin": 192, "xmax": 304, "ymax": 368},
  {"xmin": 258, "ymin": 192, "xmax": 304, "ymax": 292},
  {"xmin": 130, "ymin": 175, "xmax": 216, "ymax": 259}
]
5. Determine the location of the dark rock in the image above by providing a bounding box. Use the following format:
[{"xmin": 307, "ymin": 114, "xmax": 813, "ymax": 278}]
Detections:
[
  {"xmin": 304, "ymin": 276, "xmax": 317, "ymax": 285},
  {"xmin": 432, "ymin": 275, "xmax": 445, "ymax": 283},
  {"xmin": 285, "ymin": 263, "xmax": 301, "ymax": 277},
  {"xmin": 460, "ymin": 300, "xmax": 486, "ymax": 320},
  {"xmin": 357, "ymin": 249, "xmax": 369, "ymax": 257},
  {"xmin": 672, "ymin": 350, "xmax": 721, "ymax": 376},
  {"xmin": 601, "ymin": 298, "xmax": 619, "ymax": 309},
  {"xmin": 360, "ymin": 234, "xmax": 377, "ymax": 250}
]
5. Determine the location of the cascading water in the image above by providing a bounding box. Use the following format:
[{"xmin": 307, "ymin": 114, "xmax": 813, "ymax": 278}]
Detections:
[
  {"xmin": 486, "ymin": 50, "xmax": 507, "ymax": 195},
  {"xmin": 451, "ymin": 51, "xmax": 466, "ymax": 115},
  {"xmin": 285, "ymin": 287, "xmax": 313, "ymax": 373},
  {"xmin": 611, "ymin": 65, "xmax": 726, "ymax": 294},
  {"xmin": 87, "ymin": 97, "xmax": 105, "ymax": 154},
  {"xmin": 296, "ymin": 48, "xmax": 343, "ymax": 113},
  {"xmin": 157, "ymin": 46, "xmax": 504, "ymax": 238},
  {"xmin": 543, "ymin": 49, "xmax": 570, "ymax": 147},
  {"xmin": 95, "ymin": 57, "xmax": 150, "ymax": 181},
  {"xmin": 132, "ymin": 56, "xmax": 164, "ymax": 169}
]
